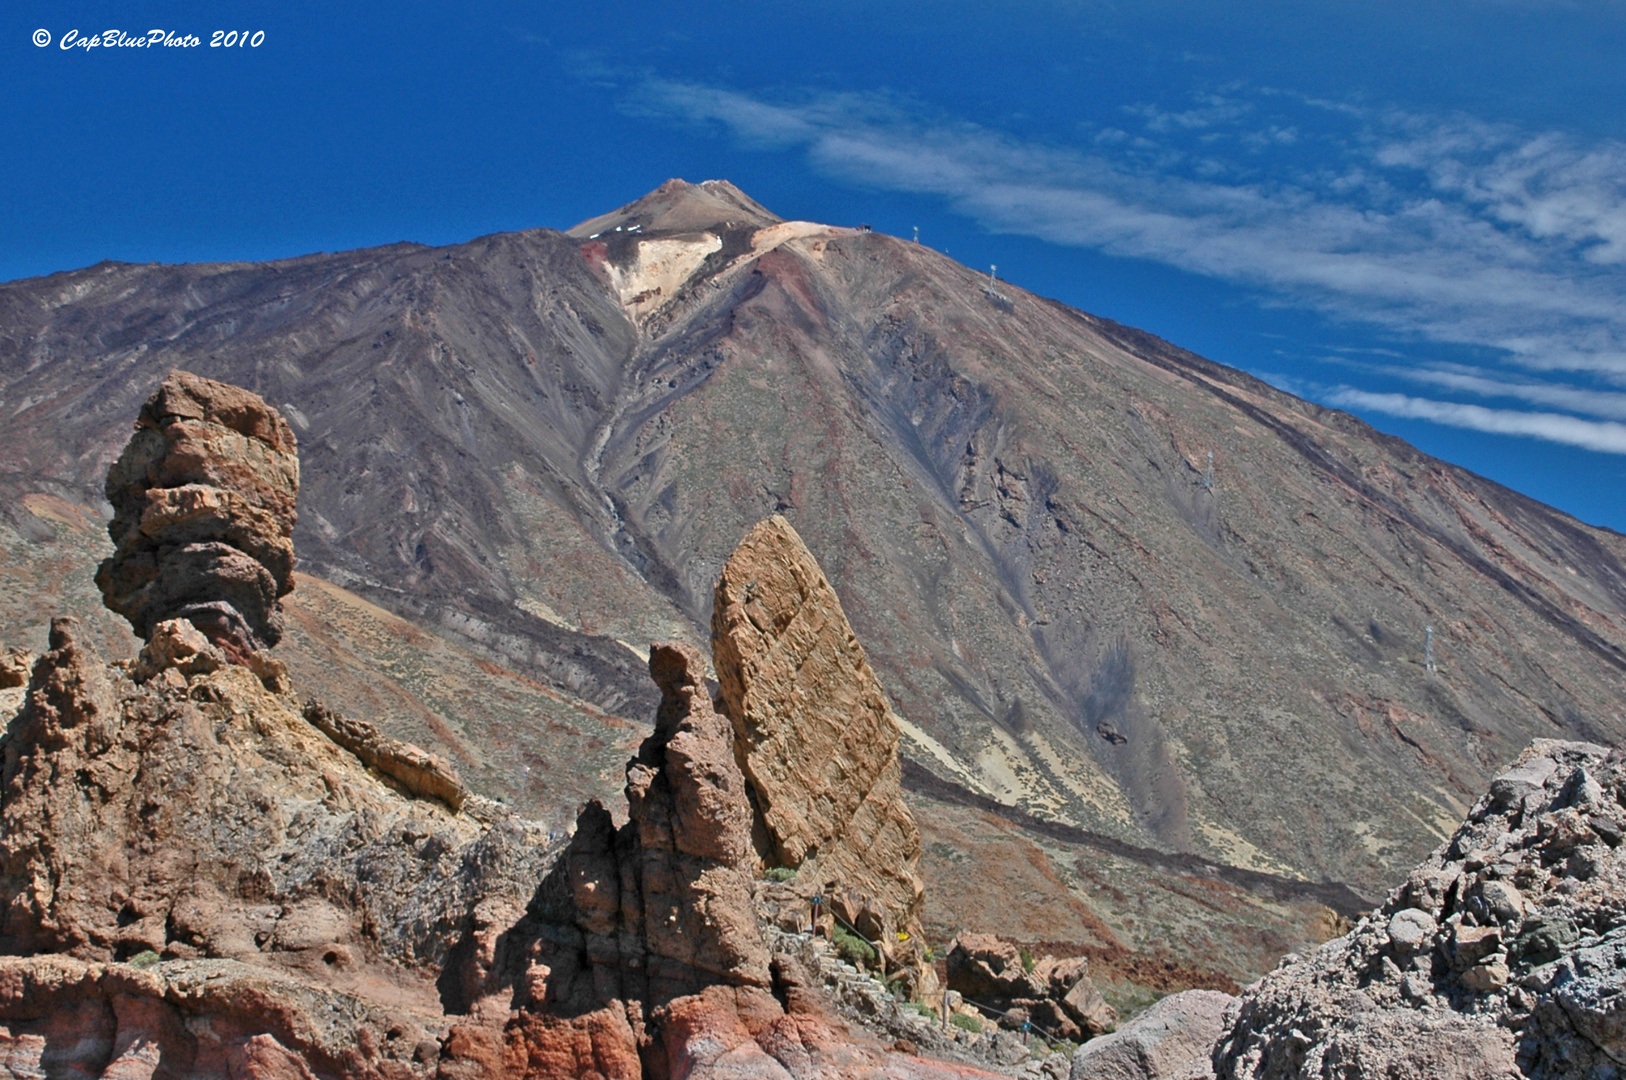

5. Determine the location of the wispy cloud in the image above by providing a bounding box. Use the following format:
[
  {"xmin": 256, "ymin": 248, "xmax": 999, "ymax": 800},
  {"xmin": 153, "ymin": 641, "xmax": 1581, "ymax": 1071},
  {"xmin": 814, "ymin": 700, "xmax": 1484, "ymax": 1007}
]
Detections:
[
  {"xmin": 628, "ymin": 78, "xmax": 1626, "ymax": 381},
  {"xmin": 1380, "ymin": 364, "xmax": 1626, "ymax": 422},
  {"xmin": 1325, "ymin": 389, "xmax": 1626, "ymax": 454}
]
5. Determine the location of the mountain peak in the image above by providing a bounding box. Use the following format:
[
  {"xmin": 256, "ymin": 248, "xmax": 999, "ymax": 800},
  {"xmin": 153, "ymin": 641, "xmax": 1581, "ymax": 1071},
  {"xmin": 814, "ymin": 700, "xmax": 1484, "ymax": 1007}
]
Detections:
[{"xmin": 566, "ymin": 178, "xmax": 783, "ymax": 239}]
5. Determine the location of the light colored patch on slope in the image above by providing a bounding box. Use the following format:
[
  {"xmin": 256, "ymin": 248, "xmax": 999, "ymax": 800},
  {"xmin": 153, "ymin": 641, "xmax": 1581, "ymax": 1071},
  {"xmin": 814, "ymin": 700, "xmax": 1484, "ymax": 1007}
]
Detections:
[
  {"xmin": 751, "ymin": 220, "xmax": 840, "ymax": 255},
  {"xmin": 975, "ymin": 726, "xmax": 1035, "ymax": 803},
  {"xmin": 516, "ymin": 595, "xmax": 572, "ymax": 629},
  {"xmin": 896, "ymin": 713, "xmax": 994, "ymax": 796},
  {"xmin": 1023, "ymin": 727, "xmax": 1136, "ymax": 828},
  {"xmin": 19, "ymin": 493, "xmax": 94, "ymax": 532},
  {"xmin": 1194, "ymin": 820, "xmax": 1308, "ymax": 880},
  {"xmin": 606, "ymin": 234, "xmax": 722, "ymax": 320}
]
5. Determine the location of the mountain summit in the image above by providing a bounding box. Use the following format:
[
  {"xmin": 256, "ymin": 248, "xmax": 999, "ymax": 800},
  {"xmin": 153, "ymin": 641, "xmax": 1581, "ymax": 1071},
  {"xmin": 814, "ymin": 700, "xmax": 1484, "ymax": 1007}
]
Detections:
[
  {"xmin": 2, "ymin": 180, "xmax": 1624, "ymax": 907},
  {"xmin": 566, "ymin": 178, "xmax": 783, "ymax": 239}
]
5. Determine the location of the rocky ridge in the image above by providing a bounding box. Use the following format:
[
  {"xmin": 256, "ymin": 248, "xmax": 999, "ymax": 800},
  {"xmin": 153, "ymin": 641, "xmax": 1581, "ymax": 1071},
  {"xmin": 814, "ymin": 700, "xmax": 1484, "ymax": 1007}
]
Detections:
[{"xmin": 1210, "ymin": 738, "xmax": 1626, "ymax": 1079}]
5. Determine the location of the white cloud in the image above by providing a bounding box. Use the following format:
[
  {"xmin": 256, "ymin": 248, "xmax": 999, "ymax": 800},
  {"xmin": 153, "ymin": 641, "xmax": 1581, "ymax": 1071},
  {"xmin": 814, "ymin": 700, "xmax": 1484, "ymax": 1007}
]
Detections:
[
  {"xmin": 630, "ymin": 78, "xmax": 1626, "ymax": 380},
  {"xmin": 1382, "ymin": 364, "xmax": 1626, "ymax": 422},
  {"xmin": 1326, "ymin": 389, "xmax": 1626, "ymax": 454}
]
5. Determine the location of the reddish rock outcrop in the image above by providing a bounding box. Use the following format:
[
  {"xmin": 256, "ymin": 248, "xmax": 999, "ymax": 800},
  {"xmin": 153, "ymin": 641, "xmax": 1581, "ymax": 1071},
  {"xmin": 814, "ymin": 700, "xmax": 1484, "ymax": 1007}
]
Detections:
[
  {"xmin": 532, "ymin": 641, "xmax": 769, "ymax": 1019},
  {"xmin": 711, "ymin": 515, "xmax": 927, "ymax": 974},
  {"xmin": 455, "ymin": 640, "xmax": 1004, "ymax": 1079},
  {"xmin": 0, "ymin": 615, "xmax": 554, "ymax": 1078},
  {"xmin": 0, "ymin": 380, "xmax": 1002, "ymax": 1080},
  {"xmin": 96, "ymin": 370, "xmax": 299, "ymax": 656}
]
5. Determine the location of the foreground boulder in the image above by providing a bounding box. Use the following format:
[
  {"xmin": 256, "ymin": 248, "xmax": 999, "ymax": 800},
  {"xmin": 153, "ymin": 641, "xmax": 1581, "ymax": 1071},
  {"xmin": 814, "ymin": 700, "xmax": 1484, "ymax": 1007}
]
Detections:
[
  {"xmin": 1212, "ymin": 739, "xmax": 1626, "ymax": 1080},
  {"xmin": 712, "ymin": 515, "xmax": 928, "ymax": 984},
  {"xmin": 97, "ymin": 370, "xmax": 300, "ymax": 656},
  {"xmin": 1069, "ymin": 990, "xmax": 1231, "ymax": 1080}
]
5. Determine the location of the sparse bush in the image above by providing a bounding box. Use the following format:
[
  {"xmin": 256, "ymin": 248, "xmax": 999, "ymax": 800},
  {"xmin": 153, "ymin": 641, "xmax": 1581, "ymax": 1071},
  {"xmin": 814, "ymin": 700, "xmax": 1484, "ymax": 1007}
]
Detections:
[
  {"xmin": 904, "ymin": 1001, "xmax": 937, "ymax": 1019},
  {"xmin": 831, "ymin": 923, "xmax": 878, "ymax": 969},
  {"xmin": 128, "ymin": 950, "xmax": 160, "ymax": 970},
  {"xmin": 951, "ymin": 1012, "xmax": 983, "ymax": 1034},
  {"xmin": 1019, "ymin": 946, "xmax": 1036, "ymax": 974},
  {"xmin": 763, "ymin": 866, "xmax": 797, "ymax": 883}
]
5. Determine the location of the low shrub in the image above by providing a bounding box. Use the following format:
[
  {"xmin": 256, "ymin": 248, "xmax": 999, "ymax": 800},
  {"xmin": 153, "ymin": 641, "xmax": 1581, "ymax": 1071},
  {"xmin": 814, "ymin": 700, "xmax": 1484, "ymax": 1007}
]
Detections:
[
  {"xmin": 763, "ymin": 866, "xmax": 797, "ymax": 883},
  {"xmin": 951, "ymin": 1012, "xmax": 983, "ymax": 1034},
  {"xmin": 831, "ymin": 924, "xmax": 878, "ymax": 969}
]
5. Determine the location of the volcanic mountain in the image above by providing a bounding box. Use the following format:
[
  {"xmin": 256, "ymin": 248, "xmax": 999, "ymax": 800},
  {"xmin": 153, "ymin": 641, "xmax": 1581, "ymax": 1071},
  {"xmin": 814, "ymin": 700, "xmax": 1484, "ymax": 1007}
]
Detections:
[{"xmin": 3, "ymin": 177, "xmax": 1625, "ymax": 916}]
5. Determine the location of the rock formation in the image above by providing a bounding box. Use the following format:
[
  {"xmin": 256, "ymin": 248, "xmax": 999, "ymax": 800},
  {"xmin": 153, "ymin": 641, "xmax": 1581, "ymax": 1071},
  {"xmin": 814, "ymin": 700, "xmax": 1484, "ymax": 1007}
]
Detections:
[
  {"xmin": 712, "ymin": 515, "xmax": 927, "ymax": 980},
  {"xmin": 528, "ymin": 640, "xmax": 770, "ymax": 1017},
  {"xmin": 0, "ymin": 375, "xmax": 1011, "ymax": 1079},
  {"xmin": 1067, "ymin": 990, "xmax": 1233, "ymax": 1080},
  {"xmin": 96, "ymin": 369, "xmax": 299, "ymax": 657},
  {"xmin": 945, "ymin": 934, "xmax": 1116, "ymax": 1042},
  {"xmin": 500, "ymin": 640, "xmax": 1000, "ymax": 1079},
  {"xmin": 0, "ymin": 615, "xmax": 553, "ymax": 1077}
]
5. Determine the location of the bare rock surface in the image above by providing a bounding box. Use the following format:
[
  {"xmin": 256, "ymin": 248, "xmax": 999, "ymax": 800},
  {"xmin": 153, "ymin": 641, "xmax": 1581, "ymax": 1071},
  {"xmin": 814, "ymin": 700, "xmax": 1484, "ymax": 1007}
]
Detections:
[
  {"xmin": 530, "ymin": 640, "xmax": 769, "ymax": 1017},
  {"xmin": 305, "ymin": 699, "xmax": 468, "ymax": 811},
  {"xmin": 1213, "ymin": 739, "xmax": 1626, "ymax": 1079},
  {"xmin": 1068, "ymin": 990, "xmax": 1232, "ymax": 1080},
  {"xmin": 713, "ymin": 516, "xmax": 927, "ymax": 957},
  {"xmin": 945, "ymin": 933, "xmax": 1116, "ymax": 1042},
  {"xmin": 0, "ymin": 616, "xmax": 554, "ymax": 1077},
  {"xmin": 96, "ymin": 370, "xmax": 300, "ymax": 657}
]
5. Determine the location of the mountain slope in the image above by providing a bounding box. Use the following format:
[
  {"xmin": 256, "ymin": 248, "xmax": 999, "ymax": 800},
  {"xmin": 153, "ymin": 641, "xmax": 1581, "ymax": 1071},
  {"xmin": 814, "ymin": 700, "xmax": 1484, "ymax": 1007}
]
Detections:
[{"xmin": 3, "ymin": 178, "xmax": 1624, "ymax": 895}]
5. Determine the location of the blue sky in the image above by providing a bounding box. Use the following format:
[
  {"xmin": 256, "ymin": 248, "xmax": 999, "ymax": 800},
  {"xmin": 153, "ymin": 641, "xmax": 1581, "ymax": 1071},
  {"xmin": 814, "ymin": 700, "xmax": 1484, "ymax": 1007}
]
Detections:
[{"xmin": 6, "ymin": 1, "xmax": 1626, "ymax": 530}]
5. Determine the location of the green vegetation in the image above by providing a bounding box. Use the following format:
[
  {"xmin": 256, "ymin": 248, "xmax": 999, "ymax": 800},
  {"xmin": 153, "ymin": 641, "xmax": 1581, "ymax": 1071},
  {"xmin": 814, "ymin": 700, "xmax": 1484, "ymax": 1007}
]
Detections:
[
  {"xmin": 1019, "ymin": 945, "xmax": 1036, "ymax": 974},
  {"xmin": 830, "ymin": 923, "xmax": 878, "ymax": 969},
  {"xmin": 904, "ymin": 1001, "xmax": 937, "ymax": 1019},
  {"xmin": 1099, "ymin": 981, "xmax": 1164, "ymax": 1020},
  {"xmin": 762, "ymin": 866, "xmax": 797, "ymax": 883},
  {"xmin": 128, "ymin": 950, "xmax": 160, "ymax": 970},
  {"xmin": 951, "ymin": 1012, "xmax": 984, "ymax": 1034}
]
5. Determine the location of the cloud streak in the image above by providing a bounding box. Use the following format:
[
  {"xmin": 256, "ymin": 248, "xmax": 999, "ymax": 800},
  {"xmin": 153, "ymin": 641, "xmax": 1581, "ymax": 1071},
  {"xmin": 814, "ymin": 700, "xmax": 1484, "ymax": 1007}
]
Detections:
[{"xmin": 1325, "ymin": 389, "xmax": 1626, "ymax": 454}]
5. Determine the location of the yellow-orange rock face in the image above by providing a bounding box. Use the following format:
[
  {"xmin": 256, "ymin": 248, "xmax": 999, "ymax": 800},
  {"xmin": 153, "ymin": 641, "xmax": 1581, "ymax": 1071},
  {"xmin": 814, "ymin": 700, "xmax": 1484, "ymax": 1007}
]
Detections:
[{"xmin": 711, "ymin": 515, "xmax": 925, "ymax": 941}]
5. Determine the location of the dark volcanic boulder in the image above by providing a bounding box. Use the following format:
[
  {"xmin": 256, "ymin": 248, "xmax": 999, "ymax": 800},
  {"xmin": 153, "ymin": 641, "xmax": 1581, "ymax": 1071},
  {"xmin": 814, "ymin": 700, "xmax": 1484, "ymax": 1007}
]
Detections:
[{"xmin": 96, "ymin": 369, "xmax": 299, "ymax": 655}]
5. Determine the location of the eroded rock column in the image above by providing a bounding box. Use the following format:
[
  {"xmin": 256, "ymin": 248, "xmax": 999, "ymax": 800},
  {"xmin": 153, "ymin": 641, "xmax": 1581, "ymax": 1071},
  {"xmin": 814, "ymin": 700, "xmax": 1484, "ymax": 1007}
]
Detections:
[{"xmin": 96, "ymin": 369, "xmax": 299, "ymax": 658}]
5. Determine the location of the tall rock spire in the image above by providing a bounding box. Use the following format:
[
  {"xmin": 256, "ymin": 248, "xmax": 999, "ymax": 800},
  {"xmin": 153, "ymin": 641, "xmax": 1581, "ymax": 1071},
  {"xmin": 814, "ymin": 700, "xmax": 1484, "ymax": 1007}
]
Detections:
[{"xmin": 711, "ymin": 514, "xmax": 928, "ymax": 972}]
